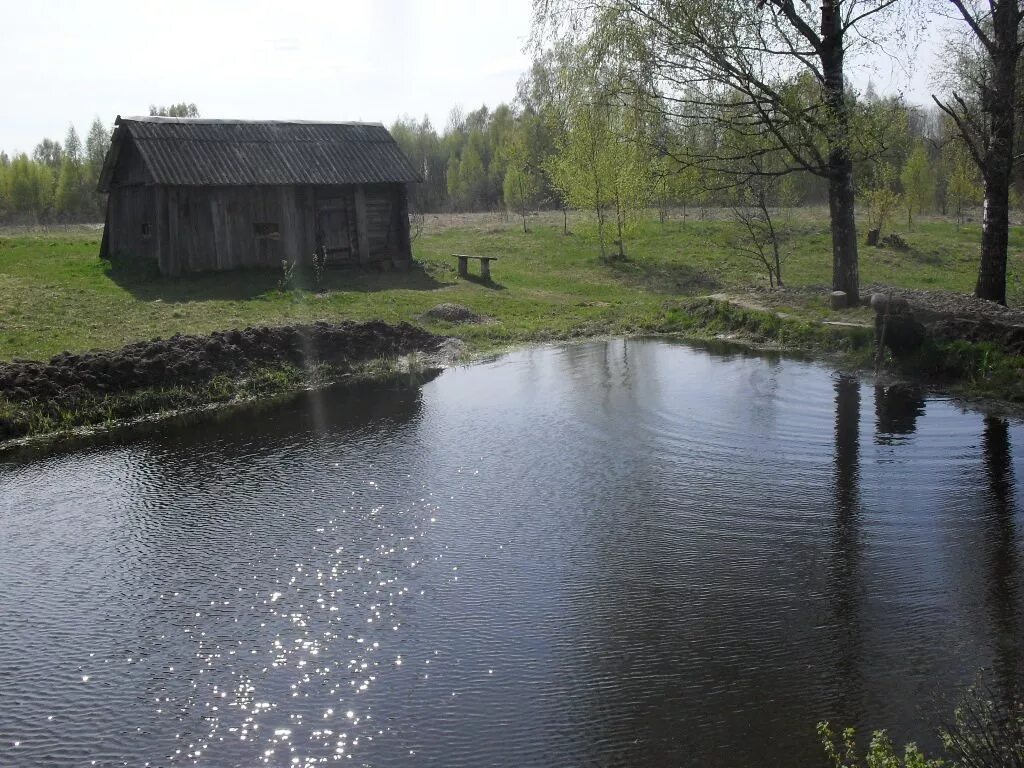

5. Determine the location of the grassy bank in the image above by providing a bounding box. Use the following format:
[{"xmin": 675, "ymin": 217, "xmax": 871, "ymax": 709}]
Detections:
[
  {"xmin": 675, "ymin": 297, "xmax": 1024, "ymax": 401},
  {"xmin": 2, "ymin": 211, "xmax": 1022, "ymax": 361},
  {"xmin": 0, "ymin": 210, "xmax": 1022, "ymax": 441}
]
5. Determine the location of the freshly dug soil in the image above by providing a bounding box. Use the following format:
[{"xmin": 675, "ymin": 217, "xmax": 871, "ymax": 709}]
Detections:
[{"xmin": 0, "ymin": 321, "xmax": 445, "ymax": 404}]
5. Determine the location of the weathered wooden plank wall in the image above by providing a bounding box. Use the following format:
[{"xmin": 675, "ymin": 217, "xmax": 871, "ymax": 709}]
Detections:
[
  {"xmin": 162, "ymin": 186, "xmax": 317, "ymax": 275},
  {"xmin": 107, "ymin": 181, "xmax": 412, "ymax": 275},
  {"xmin": 107, "ymin": 186, "xmax": 157, "ymax": 263}
]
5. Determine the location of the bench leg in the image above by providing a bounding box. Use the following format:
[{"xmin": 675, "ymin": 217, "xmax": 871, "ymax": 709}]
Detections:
[
  {"xmin": 458, "ymin": 256, "xmax": 468, "ymax": 277},
  {"xmin": 480, "ymin": 259, "xmax": 491, "ymax": 281}
]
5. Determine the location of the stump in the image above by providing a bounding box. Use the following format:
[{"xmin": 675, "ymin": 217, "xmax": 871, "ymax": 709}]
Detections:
[
  {"xmin": 829, "ymin": 290, "xmax": 848, "ymax": 310},
  {"xmin": 867, "ymin": 228, "xmax": 880, "ymax": 246}
]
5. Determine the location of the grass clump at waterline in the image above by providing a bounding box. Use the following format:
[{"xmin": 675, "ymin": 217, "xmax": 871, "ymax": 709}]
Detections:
[
  {"xmin": 0, "ymin": 356, "xmax": 439, "ymax": 444},
  {"xmin": 897, "ymin": 339, "xmax": 1024, "ymax": 401},
  {"xmin": 673, "ymin": 297, "xmax": 1024, "ymax": 401}
]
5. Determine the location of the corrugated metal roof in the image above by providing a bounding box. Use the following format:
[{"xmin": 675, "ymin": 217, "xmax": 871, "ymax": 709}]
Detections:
[{"xmin": 98, "ymin": 116, "xmax": 421, "ymax": 191}]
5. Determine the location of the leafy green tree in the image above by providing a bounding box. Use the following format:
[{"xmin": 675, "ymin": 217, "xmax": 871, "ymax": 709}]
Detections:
[
  {"xmin": 948, "ymin": 150, "xmax": 983, "ymax": 230},
  {"xmin": 390, "ymin": 115, "xmax": 449, "ymax": 212},
  {"xmin": 0, "ymin": 161, "xmax": 9, "ymax": 218},
  {"xmin": 85, "ymin": 118, "xmax": 109, "ymax": 219},
  {"xmin": 502, "ymin": 129, "xmax": 540, "ymax": 232},
  {"xmin": 457, "ymin": 143, "xmax": 488, "ymax": 210},
  {"xmin": 32, "ymin": 138, "xmax": 62, "ymax": 170},
  {"xmin": 8, "ymin": 153, "xmax": 52, "ymax": 221},
  {"xmin": 546, "ymin": 95, "xmax": 650, "ymax": 260},
  {"xmin": 149, "ymin": 103, "xmax": 200, "ymax": 118},
  {"xmin": 85, "ymin": 118, "xmax": 108, "ymax": 172},
  {"xmin": 901, "ymin": 143, "xmax": 935, "ymax": 229},
  {"xmin": 533, "ymin": 0, "xmax": 912, "ymax": 306},
  {"xmin": 546, "ymin": 98, "xmax": 615, "ymax": 256},
  {"xmin": 55, "ymin": 156, "xmax": 86, "ymax": 219},
  {"xmin": 445, "ymin": 155, "xmax": 462, "ymax": 209},
  {"xmin": 864, "ymin": 163, "xmax": 903, "ymax": 239},
  {"xmin": 63, "ymin": 125, "xmax": 83, "ymax": 164},
  {"xmin": 932, "ymin": 0, "xmax": 1023, "ymax": 304}
]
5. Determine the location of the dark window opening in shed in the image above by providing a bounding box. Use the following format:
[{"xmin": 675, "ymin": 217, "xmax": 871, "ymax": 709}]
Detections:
[
  {"xmin": 254, "ymin": 222, "xmax": 280, "ymax": 241},
  {"xmin": 141, "ymin": 222, "xmax": 151, "ymax": 238}
]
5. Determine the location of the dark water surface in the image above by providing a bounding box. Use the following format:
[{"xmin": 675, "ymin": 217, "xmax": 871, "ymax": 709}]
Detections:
[{"xmin": 1, "ymin": 339, "xmax": 1022, "ymax": 768}]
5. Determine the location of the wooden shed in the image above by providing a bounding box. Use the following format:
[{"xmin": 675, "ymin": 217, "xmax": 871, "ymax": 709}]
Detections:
[{"xmin": 97, "ymin": 116, "xmax": 421, "ymax": 275}]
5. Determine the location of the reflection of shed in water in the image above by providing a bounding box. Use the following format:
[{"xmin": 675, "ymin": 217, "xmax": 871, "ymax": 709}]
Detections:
[{"xmin": 97, "ymin": 116, "xmax": 421, "ymax": 275}]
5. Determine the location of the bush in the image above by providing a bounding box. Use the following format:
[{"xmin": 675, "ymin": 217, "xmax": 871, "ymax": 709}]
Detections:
[
  {"xmin": 818, "ymin": 721, "xmax": 943, "ymax": 768},
  {"xmin": 940, "ymin": 681, "xmax": 1024, "ymax": 768}
]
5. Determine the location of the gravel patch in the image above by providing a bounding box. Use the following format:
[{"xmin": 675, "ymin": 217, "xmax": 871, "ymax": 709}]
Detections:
[{"xmin": 862, "ymin": 284, "xmax": 1024, "ymax": 325}]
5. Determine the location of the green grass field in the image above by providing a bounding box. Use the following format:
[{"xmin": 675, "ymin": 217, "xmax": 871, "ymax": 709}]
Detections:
[{"xmin": 1, "ymin": 209, "xmax": 1021, "ymax": 362}]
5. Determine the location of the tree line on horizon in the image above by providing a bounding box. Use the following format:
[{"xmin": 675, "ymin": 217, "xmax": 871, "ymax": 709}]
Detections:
[
  {"xmin": 2, "ymin": 93, "xmax": 983, "ymax": 231},
  {"xmin": 390, "ymin": 80, "xmax": 987, "ymax": 230},
  {"xmin": 0, "ymin": 83, "xmax": 992, "ymax": 234},
  {"xmin": 0, "ymin": 104, "xmax": 199, "ymax": 226}
]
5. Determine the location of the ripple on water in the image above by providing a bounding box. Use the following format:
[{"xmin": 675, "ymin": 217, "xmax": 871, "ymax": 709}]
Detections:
[{"xmin": 0, "ymin": 339, "xmax": 1021, "ymax": 767}]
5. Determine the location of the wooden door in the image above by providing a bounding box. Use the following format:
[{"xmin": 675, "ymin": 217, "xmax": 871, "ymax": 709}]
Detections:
[{"xmin": 316, "ymin": 199, "xmax": 354, "ymax": 263}]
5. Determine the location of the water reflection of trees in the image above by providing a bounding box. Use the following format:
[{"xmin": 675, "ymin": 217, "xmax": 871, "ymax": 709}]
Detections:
[
  {"xmin": 873, "ymin": 384, "xmax": 926, "ymax": 444},
  {"xmin": 981, "ymin": 416, "xmax": 1021, "ymax": 702},
  {"xmin": 829, "ymin": 375, "xmax": 865, "ymax": 725}
]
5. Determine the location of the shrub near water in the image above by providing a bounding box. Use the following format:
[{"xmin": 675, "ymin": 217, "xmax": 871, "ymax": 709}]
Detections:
[
  {"xmin": 897, "ymin": 340, "xmax": 1024, "ymax": 401},
  {"xmin": 818, "ymin": 722, "xmax": 942, "ymax": 768}
]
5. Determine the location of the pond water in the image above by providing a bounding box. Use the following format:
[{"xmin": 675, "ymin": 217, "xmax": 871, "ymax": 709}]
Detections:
[{"xmin": 1, "ymin": 338, "xmax": 1022, "ymax": 768}]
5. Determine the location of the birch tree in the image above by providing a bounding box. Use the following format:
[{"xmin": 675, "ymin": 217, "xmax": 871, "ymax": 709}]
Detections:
[
  {"xmin": 502, "ymin": 130, "xmax": 540, "ymax": 232},
  {"xmin": 932, "ymin": 0, "xmax": 1024, "ymax": 304},
  {"xmin": 900, "ymin": 142, "xmax": 935, "ymax": 228},
  {"xmin": 546, "ymin": 95, "xmax": 651, "ymax": 260},
  {"xmin": 533, "ymin": 0, "xmax": 913, "ymax": 306}
]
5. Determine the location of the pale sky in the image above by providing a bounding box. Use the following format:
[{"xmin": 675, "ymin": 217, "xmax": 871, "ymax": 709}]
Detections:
[
  {"xmin": 0, "ymin": 0, "xmax": 948, "ymax": 155},
  {"xmin": 0, "ymin": 0, "xmax": 534, "ymax": 153}
]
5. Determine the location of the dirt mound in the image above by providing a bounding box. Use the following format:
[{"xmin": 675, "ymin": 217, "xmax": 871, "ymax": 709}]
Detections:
[
  {"xmin": 0, "ymin": 321, "xmax": 444, "ymax": 404},
  {"xmin": 423, "ymin": 303, "xmax": 488, "ymax": 324}
]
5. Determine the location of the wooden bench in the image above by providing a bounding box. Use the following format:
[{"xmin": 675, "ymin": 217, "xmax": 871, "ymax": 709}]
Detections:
[{"xmin": 453, "ymin": 254, "xmax": 497, "ymax": 281}]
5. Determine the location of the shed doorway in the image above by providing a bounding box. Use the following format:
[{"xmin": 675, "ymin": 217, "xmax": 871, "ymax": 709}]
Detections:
[{"xmin": 315, "ymin": 197, "xmax": 355, "ymax": 265}]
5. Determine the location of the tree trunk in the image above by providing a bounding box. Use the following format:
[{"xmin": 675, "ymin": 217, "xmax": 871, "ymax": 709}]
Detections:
[
  {"xmin": 975, "ymin": 1, "xmax": 1018, "ymax": 305},
  {"xmin": 978, "ymin": 179, "xmax": 1010, "ymax": 304},
  {"xmin": 519, "ymin": 175, "xmax": 528, "ymax": 233},
  {"xmin": 614, "ymin": 192, "xmax": 626, "ymax": 260},
  {"xmin": 773, "ymin": 241, "xmax": 783, "ymax": 288},
  {"xmin": 821, "ymin": 1, "xmax": 859, "ymax": 307},
  {"xmin": 827, "ymin": 168, "xmax": 859, "ymax": 305}
]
